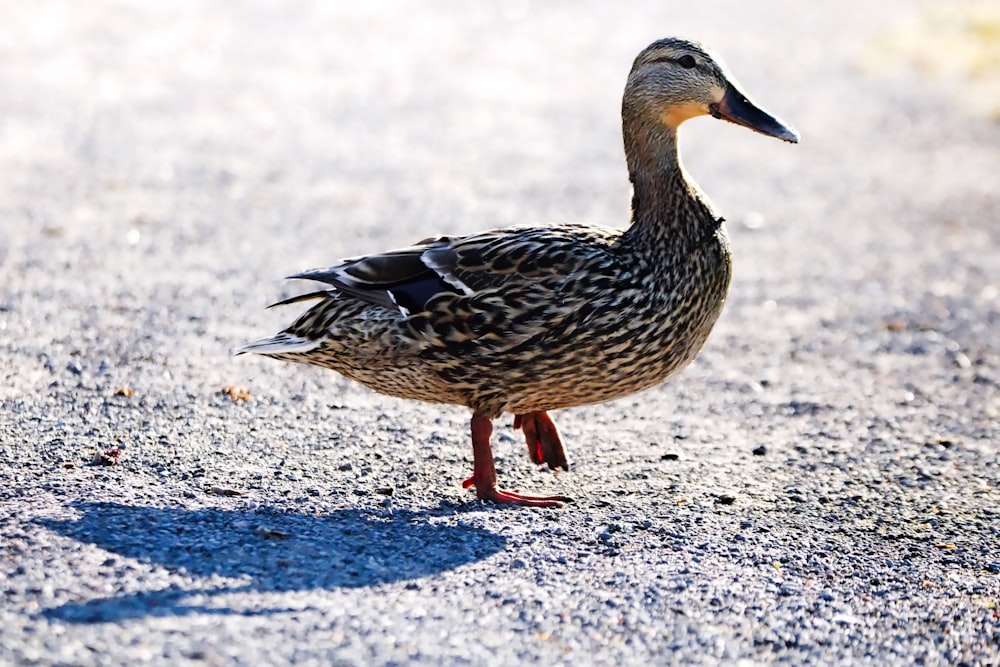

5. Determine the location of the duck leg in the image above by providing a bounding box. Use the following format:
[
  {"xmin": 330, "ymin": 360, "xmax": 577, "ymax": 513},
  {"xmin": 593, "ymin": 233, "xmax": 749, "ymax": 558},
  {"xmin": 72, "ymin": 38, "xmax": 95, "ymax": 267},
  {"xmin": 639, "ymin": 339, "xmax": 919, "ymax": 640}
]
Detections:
[
  {"xmin": 514, "ymin": 412, "xmax": 569, "ymax": 471},
  {"xmin": 462, "ymin": 413, "xmax": 571, "ymax": 507}
]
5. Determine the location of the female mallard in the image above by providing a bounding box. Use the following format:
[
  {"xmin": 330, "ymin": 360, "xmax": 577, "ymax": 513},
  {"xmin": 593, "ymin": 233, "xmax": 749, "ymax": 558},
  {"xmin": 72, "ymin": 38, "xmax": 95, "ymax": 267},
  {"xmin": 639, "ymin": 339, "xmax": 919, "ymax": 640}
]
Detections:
[{"xmin": 238, "ymin": 38, "xmax": 798, "ymax": 507}]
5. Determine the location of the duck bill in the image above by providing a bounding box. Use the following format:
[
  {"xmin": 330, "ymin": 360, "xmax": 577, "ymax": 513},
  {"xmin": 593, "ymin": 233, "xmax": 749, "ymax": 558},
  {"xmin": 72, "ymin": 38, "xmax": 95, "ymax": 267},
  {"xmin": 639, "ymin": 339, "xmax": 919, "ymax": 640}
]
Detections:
[{"xmin": 710, "ymin": 83, "xmax": 799, "ymax": 143}]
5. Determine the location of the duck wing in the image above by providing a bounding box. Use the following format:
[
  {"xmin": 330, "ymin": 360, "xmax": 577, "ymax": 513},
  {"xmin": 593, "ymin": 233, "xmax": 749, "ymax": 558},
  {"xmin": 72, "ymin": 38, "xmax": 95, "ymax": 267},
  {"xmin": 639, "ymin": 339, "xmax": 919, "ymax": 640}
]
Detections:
[
  {"xmin": 285, "ymin": 234, "xmax": 462, "ymax": 316},
  {"xmin": 284, "ymin": 225, "xmax": 623, "ymax": 319}
]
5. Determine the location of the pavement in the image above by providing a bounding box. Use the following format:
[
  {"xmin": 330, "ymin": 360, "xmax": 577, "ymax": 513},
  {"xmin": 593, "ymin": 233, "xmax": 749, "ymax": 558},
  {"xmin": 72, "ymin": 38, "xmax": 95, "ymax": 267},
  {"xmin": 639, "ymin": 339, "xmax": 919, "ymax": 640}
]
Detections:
[{"xmin": 1, "ymin": 1, "xmax": 998, "ymax": 665}]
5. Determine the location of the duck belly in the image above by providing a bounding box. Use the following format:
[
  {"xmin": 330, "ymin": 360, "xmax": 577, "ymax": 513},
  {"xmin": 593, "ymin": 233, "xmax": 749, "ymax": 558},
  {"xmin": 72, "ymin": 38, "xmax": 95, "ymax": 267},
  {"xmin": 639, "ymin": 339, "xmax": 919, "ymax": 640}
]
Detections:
[{"xmin": 495, "ymin": 305, "xmax": 725, "ymax": 414}]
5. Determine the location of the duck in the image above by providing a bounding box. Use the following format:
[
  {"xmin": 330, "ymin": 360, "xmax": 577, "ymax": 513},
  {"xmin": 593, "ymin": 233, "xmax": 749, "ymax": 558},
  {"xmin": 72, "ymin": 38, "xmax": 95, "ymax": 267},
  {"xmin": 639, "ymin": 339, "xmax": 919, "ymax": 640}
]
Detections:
[{"xmin": 237, "ymin": 37, "xmax": 798, "ymax": 507}]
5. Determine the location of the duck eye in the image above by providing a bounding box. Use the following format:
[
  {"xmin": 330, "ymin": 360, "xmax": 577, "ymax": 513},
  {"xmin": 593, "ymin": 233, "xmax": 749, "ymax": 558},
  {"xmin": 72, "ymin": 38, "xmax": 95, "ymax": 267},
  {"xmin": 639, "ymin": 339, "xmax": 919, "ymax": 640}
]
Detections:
[{"xmin": 678, "ymin": 55, "xmax": 697, "ymax": 69}]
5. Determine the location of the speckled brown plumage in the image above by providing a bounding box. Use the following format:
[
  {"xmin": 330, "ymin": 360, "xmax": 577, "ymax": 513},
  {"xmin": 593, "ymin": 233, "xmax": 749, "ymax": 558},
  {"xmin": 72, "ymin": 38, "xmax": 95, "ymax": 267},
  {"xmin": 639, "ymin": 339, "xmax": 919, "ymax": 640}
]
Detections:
[{"xmin": 238, "ymin": 37, "xmax": 798, "ymax": 507}]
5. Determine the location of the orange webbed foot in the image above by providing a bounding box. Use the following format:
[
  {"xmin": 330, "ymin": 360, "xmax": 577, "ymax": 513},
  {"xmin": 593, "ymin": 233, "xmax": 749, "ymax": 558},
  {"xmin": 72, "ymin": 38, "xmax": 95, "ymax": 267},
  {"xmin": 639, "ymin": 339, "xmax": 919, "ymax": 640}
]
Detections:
[
  {"xmin": 462, "ymin": 476, "xmax": 570, "ymax": 507},
  {"xmin": 466, "ymin": 413, "xmax": 571, "ymax": 508}
]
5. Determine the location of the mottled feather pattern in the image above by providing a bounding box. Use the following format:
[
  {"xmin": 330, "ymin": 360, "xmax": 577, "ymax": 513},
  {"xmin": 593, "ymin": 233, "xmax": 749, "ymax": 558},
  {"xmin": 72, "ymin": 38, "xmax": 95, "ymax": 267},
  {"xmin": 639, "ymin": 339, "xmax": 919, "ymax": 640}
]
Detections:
[{"xmin": 260, "ymin": 217, "xmax": 730, "ymax": 418}]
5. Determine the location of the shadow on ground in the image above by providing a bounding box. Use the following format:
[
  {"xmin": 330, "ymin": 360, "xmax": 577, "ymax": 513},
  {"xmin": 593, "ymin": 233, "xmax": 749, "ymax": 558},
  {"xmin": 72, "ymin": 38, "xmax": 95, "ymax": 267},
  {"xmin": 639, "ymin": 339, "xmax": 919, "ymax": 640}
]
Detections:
[{"xmin": 39, "ymin": 502, "xmax": 505, "ymax": 623}]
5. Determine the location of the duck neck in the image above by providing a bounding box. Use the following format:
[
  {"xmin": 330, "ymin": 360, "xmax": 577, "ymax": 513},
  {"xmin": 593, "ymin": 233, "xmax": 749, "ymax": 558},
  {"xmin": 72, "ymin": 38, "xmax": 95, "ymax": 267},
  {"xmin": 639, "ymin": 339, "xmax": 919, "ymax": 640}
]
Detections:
[{"xmin": 621, "ymin": 120, "xmax": 720, "ymax": 251}]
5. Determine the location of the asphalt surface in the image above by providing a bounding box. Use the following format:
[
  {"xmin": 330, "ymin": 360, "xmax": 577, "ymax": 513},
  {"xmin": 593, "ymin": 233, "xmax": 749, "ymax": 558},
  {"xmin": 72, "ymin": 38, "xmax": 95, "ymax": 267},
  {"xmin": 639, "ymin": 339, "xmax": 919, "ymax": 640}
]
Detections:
[{"xmin": 1, "ymin": 1, "xmax": 998, "ymax": 665}]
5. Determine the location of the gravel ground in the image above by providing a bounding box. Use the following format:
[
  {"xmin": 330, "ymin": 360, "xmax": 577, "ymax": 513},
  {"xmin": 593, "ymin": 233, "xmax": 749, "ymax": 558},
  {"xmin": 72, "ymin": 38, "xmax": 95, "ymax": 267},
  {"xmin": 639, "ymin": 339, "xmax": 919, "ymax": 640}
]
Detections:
[{"xmin": 1, "ymin": 1, "xmax": 998, "ymax": 665}]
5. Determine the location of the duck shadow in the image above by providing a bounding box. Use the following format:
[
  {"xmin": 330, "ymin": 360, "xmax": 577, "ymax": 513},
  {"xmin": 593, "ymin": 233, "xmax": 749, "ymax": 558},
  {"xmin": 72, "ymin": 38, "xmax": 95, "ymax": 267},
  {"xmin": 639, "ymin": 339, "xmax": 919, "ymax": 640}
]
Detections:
[{"xmin": 39, "ymin": 501, "xmax": 505, "ymax": 623}]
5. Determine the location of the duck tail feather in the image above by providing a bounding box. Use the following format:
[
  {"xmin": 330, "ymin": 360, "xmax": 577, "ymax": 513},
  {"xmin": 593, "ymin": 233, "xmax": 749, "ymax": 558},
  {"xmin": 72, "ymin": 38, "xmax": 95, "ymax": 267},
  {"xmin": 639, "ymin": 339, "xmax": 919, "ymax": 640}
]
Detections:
[{"xmin": 232, "ymin": 333, "xmax": 322, "ymax": 356}]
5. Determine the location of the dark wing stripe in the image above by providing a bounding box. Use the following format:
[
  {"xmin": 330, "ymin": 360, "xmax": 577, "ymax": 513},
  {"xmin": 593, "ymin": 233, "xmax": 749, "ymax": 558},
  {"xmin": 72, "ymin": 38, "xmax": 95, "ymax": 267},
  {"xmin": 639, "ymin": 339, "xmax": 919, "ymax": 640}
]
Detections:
[
  {"xmin": 321, "ymin": 276, "xmax": 398, "ymax": 311},
  {"xmin": 267, "ymin": 290, "xmax": 332, "ymax": 309},
  {"xmin": 287, "ymin": 242, "xmax": 467, "ymax": 315},
  {"xmin": 287, "ymin": 268, "xmax": 349, "ymax": 284},
  {"xmin": 341, "ymin": 252, "xmax": 431, "ymax": 286}
]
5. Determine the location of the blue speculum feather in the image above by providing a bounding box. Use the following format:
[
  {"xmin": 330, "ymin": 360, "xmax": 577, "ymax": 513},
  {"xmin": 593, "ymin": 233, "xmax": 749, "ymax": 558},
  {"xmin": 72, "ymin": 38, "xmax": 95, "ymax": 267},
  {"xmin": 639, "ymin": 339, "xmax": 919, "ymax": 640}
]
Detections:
[{"xmin": 386, "ymin": 275, "xmax": 458, "ymax": 315}]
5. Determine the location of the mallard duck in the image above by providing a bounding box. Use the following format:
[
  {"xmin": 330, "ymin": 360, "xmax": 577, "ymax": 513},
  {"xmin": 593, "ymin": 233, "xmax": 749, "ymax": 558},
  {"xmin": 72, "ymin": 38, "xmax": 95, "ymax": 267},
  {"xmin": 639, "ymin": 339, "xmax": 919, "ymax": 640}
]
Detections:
[{"xmin": 238, "ymin": 37, "xmax": 797, "ymax": 507}]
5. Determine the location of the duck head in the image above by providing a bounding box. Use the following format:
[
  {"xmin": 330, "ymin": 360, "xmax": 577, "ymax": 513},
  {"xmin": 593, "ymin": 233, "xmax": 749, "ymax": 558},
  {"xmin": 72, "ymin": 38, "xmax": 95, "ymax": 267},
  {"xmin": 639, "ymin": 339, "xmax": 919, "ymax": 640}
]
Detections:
[{"xmin": 624, "ymin": 38, "xmax": 799, "ymax": 144}]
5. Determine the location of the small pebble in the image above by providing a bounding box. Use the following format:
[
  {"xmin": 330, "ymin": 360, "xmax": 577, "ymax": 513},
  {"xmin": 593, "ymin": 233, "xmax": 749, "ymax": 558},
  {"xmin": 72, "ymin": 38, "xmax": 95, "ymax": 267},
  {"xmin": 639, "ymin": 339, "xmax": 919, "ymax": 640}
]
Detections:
[
  {"xmin": 742, "ymin": 211, "xmax": 766, "ymax": 230},
  {"xmin": 206, "ymin": 486, "xmax": 245, "ymax": 497}
]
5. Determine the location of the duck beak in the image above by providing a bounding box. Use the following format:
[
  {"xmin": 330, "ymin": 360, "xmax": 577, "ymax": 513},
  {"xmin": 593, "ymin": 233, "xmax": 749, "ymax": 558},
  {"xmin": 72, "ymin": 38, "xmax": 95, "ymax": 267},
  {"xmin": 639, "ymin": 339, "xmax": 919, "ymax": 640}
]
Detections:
[{"xmin": 709, "ymin": 83, "xmax": 799, "ymax": 143}]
